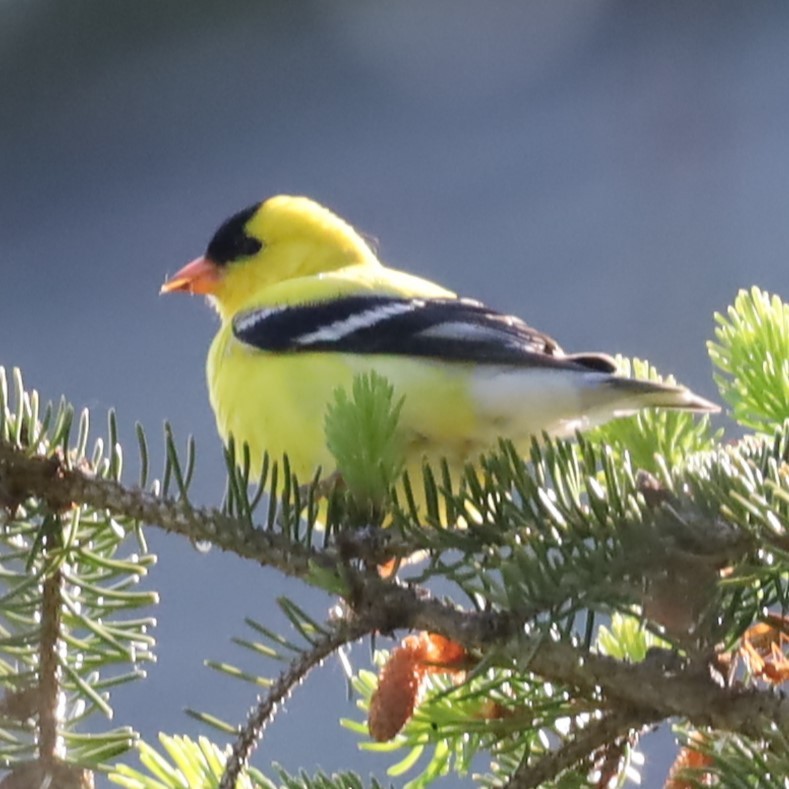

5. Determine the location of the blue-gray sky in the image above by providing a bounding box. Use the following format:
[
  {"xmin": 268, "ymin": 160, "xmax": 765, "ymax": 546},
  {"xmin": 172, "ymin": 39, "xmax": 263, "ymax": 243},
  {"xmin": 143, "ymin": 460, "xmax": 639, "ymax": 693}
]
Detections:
[{"xmin": 2, "ymin": 2, "xmax": 788, "ymax": 786}]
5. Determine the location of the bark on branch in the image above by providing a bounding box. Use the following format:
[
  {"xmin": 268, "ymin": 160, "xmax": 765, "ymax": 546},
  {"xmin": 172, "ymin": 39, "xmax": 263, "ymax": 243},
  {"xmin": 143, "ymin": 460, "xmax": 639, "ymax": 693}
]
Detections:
[{"xmin": 2, "ymin": 440, "xmax": 787, "ymax": 751}]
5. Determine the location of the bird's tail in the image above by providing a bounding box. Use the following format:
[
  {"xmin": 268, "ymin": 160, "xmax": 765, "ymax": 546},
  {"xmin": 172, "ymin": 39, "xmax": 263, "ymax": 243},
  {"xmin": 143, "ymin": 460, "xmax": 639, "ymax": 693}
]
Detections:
[{"xmin": 583, "ymin": 375, "xmax": 720, "ymax": 418}]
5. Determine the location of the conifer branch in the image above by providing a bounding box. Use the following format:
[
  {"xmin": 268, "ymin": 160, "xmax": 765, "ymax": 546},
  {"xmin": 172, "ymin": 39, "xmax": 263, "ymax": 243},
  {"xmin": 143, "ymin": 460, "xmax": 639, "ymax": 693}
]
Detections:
[
  {"xmin": 3, "ymin": 437, "xmax": 788, "ymax": 750},
  {"xmin": 38, "ymin": 543, "xmax": 63, "ymax": 768},
  {"xmin": 219, "ymin": 616, "xmax": 375, "ymax": 789},
  {"xmin": 0, "ymin": 441, "xmax": 315, "ymax": 578},
  {"xmin": 347, "ymin": 576, "xmax": 789, "ymax": 740},
  {"xmin": 507, "ymin": 708, "xmax": 654, "ymax": 788}
]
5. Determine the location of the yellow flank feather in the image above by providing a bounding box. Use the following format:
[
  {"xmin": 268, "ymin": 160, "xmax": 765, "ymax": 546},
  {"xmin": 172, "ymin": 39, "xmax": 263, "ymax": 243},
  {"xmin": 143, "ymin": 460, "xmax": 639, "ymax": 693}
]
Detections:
[{"xmin": 162, "ymin": 194, "xmax": 718, "ymax": 500}]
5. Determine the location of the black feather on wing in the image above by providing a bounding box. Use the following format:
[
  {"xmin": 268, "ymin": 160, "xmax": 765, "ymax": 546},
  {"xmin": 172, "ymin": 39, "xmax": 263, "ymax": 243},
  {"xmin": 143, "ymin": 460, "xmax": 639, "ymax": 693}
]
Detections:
[{"xmin": 232, "ymin": 295, "xmax": 617, "ymax": 373}]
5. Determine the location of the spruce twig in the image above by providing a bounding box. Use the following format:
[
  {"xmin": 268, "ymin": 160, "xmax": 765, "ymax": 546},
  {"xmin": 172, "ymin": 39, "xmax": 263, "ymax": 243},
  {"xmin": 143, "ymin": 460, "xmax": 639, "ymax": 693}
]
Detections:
[
  {"xmin": 38, "ymin": 538, "xmax": 64, "ymax": 770},
  {"xmin": 506, "ymin": 709, "xmax": 653, "ymax": 788},
  {"xmin": 219, "ymin": 616, "xmax": 375, "ymax": 789},
  {"xmin": 3, "ymin": 437, "xmax": 789, "ymax": 743}
]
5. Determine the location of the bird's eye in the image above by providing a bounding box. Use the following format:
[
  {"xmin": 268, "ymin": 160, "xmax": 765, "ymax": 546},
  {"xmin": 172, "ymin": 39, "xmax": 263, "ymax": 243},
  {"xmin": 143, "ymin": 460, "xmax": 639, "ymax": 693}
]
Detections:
[
  {"xmin": 237, "ymin": 236, "xmax": 264, "ymax": 258},
  {"xmin": 205, "ymin": 202, "xmax": 264, "ymax": 265}
]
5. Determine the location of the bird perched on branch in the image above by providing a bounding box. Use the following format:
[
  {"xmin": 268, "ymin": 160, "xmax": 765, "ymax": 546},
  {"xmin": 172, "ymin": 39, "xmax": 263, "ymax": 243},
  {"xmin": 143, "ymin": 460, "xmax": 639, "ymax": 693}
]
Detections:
[{"xmin": 161, "ymin": 195, "xmax": 717, "ymax": 493}]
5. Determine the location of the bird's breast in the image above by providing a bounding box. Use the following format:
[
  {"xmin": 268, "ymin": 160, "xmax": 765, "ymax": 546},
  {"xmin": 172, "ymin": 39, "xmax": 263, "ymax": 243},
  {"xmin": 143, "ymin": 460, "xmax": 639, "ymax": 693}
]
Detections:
[{"xmin": 208, "ymin": 327, "xmax": 347, "ymax": 480}]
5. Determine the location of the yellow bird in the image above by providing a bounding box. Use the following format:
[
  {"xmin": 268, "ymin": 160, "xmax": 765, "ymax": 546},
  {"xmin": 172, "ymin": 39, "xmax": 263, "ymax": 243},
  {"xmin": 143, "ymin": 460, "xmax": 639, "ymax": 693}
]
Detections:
[{"xmin": 161, "ymin": 195, "xmax": 717, "ymax": 493}]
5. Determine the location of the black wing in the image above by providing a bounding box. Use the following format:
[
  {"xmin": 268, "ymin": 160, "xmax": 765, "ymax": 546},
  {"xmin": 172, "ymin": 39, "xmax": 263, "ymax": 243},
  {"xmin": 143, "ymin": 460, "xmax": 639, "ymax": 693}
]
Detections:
[{"xmin": 232, "ymin": 295, "xmax": 616, "ymax": 373}]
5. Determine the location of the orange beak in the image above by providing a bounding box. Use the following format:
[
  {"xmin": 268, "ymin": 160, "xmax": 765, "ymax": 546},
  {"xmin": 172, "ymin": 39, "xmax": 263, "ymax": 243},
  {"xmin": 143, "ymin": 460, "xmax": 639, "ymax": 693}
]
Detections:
[{"xmin": 160, "ymin": 257, "xmax": 222, "ymax": 295}]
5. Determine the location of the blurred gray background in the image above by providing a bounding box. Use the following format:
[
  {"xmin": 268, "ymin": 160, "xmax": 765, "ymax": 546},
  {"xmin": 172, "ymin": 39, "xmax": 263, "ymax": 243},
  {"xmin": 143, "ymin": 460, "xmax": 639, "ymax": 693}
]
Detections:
[{"xmin": 2, "ymin": 1, "xmax": 788, "ymax": 786}]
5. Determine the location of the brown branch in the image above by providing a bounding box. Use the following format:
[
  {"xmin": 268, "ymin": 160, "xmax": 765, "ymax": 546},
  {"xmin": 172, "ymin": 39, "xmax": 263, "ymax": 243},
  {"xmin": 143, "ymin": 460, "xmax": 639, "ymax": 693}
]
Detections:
[
  {"xmin": 3, "ymin": 440, "xmax": 788, "ymax": 751},
  {"xmin": 347, "ymin": 577, "xmax": 789, "ymax": 741},
  {"xmin": 506, "ymin": 708, "xmax": 655, "ymax": 788},
  {"xmin": 219, "ymin": 616, "xmax": 374, "ymax": 789},
  {"xmin": 0, "ymin": 442, "xmax": 315, "ymax": 578},
  {"xmin": 38, "ymin": 530, "xmax": 62, "ymax": 767}
]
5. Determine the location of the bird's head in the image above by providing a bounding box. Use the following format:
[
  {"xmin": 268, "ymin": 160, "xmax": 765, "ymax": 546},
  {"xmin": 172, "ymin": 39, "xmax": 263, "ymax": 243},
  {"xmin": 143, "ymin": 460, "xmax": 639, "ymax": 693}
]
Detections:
[{"xmin": 160, "ymin": 195, "xmax": 378, "ymax": 319}]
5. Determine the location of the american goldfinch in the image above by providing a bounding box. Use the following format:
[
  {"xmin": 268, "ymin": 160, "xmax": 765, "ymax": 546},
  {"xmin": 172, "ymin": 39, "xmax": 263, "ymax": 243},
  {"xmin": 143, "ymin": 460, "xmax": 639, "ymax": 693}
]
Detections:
[{"xmin": 161, "ymin": 195, "xmax": 717, "ymax": 490}]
